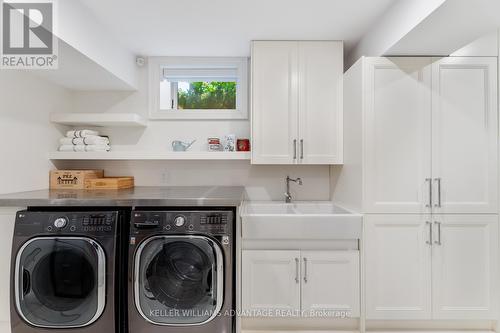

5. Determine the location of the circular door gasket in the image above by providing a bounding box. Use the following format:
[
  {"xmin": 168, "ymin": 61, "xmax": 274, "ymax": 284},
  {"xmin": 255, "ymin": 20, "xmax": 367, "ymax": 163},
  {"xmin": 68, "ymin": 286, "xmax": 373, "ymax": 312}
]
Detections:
[
  {"xmin": 145, "ymin": 241, "xmax": 212, "ymax": 309},
  {"xmin": 32, "ymin": 247, "xmax": 96, "ymax": 312}
]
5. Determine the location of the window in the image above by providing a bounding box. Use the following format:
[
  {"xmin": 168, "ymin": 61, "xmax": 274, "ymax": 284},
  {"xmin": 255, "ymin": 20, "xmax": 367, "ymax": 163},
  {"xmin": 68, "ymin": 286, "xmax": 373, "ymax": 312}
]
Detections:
[{"xmin": 149, "ymin": 57, "xmax": 248, "ymax": 119}]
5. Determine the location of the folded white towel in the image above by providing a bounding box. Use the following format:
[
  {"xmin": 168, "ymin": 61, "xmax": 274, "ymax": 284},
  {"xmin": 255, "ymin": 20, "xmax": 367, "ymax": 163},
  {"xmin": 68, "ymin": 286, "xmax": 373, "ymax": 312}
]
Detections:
[
  {"xmin": 59, "ymin": 144, "xmax": 110, "ymax": 152},
  {"xmin": 59, "ymin": 136, "xmax": 109, "ymax": 146},
  {"xmin": 66, "ymin": 130, "xmax": 99, "ymax": 138}
]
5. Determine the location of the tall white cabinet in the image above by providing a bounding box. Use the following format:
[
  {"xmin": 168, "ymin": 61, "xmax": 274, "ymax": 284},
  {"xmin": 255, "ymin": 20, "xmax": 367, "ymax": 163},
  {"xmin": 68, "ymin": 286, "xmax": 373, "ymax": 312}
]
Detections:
[
  {"xmin": 363, "ymin": 58, "xmax": 432, "ymax": 214},
  {"xmin": 431, "ymin": 58, "xmax": 498, "ymax": 214},
  {"xmin": 345, "ymin": 57, "xmax": 498, "ymax": 214},
  {"xmin": 335, "ymin": 56, "xmax": 499, "ymax": 321},
  {"xmin": 251, "ymin": 41, "xmax": 343, "ymax": 164}
]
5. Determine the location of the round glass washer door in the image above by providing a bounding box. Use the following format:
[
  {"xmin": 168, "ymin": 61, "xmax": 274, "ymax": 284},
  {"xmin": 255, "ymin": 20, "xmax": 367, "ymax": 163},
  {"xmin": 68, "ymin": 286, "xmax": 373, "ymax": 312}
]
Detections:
[
  {"xmin": 15, "ymin": 237, "xmax": 106, "ymax": 328},
  {"xmin": 135, "ymin": 235, "xmax": 224, "ymax": 326}
]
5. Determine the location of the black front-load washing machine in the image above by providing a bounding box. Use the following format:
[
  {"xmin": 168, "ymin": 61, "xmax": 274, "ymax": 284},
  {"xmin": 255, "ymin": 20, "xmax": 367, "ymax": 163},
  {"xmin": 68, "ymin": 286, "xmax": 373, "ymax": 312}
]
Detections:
[
  {"xmin": 128, "ymin": 208, "xmax": 235, "ymax": 333},
  {"xmin": 10, "ymin": 208, "xmax": 130, "ymax": 333}
]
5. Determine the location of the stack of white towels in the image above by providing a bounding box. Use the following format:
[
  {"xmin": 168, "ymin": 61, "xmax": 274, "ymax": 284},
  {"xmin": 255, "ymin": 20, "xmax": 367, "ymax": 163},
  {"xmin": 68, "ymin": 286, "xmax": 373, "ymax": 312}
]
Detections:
[{"xmin": 59, "ymin": 130, "xmax": 111, "ymax": 152}]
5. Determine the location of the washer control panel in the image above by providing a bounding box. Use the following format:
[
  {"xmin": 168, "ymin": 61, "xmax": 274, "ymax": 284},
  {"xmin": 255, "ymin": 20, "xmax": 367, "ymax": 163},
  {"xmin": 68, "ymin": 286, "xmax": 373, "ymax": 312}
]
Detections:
[
  {"xmin": 15, "ymin": 211, "xmax": 117, "ymax": 236},
  {"xmin": 132, "ymin": 210, "xmax": 233, "ymax": 235}
]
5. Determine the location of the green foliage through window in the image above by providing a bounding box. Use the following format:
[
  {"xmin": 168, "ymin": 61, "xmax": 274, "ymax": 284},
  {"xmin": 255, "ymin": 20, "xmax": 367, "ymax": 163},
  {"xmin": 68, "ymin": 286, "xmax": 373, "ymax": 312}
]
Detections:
[{"xmin": 177, "ymin": 81, "xmax": 236, "ymax": 110}]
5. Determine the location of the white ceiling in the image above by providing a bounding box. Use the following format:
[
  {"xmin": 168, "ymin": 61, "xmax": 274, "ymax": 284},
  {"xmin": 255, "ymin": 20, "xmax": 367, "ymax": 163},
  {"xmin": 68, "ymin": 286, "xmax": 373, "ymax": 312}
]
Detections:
[{"xmin": 82, "ymin": 0, "xmax": 397, "ymax": 57}]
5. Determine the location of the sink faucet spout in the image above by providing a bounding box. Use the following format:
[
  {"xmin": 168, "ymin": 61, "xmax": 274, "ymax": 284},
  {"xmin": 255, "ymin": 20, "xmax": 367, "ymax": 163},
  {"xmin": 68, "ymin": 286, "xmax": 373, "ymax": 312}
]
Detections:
[{"xmin": 285, "ymin": 176, "xmax": 303, "ymax": 203}]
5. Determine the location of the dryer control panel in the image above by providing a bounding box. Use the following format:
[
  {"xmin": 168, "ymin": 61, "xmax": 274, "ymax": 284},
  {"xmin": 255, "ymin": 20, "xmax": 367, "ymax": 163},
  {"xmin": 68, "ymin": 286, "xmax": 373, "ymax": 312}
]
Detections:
[
  {"xmin": 15, "ymin": 211, "xmax": 118, "ymax": 236},
  {"xmin": 132, "ymin": 210, "xmax": 233, "ymax": 235}
]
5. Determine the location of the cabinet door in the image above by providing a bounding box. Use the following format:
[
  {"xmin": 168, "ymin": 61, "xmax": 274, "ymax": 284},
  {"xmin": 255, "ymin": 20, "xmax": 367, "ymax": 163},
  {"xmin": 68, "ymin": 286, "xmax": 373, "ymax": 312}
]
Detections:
[
  {"xmin": 301, "ymin": 251, "xmax": 360, "ymax": 318},
  {"xmin": 364, "ymin": 57, "xmax": 432, "ymax": 214},
  {"xmin": 431, "ymin": 57, "xmax": 498, "ymax": 213},
  {"xmin": 432, "ymin": 215, "xmax": 498, "ymax": 319},
  {"xmin": 251, "ymin": 41, "xmax": 299, "ymax": 164},
  {"xmin": 242, "ymin": 250, "xmax": 301, "ymax": 315},
  {"xmin": 365, "ymin": 214, "xmax": 432, "ymax": 319},
  {"xmin": 298, "ymin": 41, "xmax": 343, "ymax": 164}
]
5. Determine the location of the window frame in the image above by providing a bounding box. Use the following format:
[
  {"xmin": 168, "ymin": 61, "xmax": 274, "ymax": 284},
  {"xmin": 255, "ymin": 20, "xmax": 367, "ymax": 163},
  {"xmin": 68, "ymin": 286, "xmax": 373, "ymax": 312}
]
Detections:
[{"xmin": 149, "ymin": 57, "xmax": 248, "ymax": 120}]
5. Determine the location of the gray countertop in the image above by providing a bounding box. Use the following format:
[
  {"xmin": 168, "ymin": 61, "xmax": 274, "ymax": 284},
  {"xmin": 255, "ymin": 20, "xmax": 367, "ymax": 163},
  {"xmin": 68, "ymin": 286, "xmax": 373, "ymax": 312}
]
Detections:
[{"xmin": 0, "ymin": 186, "xmax": 245, "ymax": 207}]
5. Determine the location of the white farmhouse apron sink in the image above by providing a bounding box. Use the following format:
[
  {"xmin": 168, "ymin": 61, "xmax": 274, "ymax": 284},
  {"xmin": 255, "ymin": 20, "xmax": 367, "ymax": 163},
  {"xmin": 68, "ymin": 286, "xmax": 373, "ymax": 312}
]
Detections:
[{"xmin": 240, "ymin": 201, "xmax": 362, "ymax": 240}]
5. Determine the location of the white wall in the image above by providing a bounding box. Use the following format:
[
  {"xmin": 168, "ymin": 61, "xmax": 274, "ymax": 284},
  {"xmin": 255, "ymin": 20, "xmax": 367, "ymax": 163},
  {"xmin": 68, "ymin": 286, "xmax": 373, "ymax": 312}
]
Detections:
[
  {"xmin": 451, "ymin": 30, "xmax": 498, "ymax": 56},
  {"xmin": 63, "ymin": 65, "xmax": 332, "ymax": 201},
  {"xmin": 56, "ymin": 160, "xmax": 330, "ymax": 201},
  {"xmin": 0, "ymin": 63, "xmax": 331, "ymax": 200},
  {"xmin": 70, "ymin": 65, "xmax": 250, "ymax": 152},
  {"xmin": 0, "ymin": 71, "xmax": 72, "ymax": 194},
  {"xmin": 57, "ymin": 0, "xmax": 138, "ymax": 89},
  {"xmin": 0, "ymin": 208, "xmax": 19, "ymax": 327}
]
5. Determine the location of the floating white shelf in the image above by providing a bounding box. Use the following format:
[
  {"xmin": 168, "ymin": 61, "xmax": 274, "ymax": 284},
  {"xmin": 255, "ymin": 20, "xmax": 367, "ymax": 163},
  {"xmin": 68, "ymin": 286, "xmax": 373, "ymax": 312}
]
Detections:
[
  {"xmin": 50, "ymin": 113, "xmax": 148, "ymax": 127},
  {"xmin": 48, "ymin": 151, "xmax": 251, "ymax": 161}
]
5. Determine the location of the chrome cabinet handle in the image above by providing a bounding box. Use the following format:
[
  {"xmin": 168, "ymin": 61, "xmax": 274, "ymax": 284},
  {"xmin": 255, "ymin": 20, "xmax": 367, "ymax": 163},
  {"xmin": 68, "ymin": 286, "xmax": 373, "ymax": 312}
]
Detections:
[
  {"xmin": 425, "ymin": 221, "xmax": 432, "ymax": 245},
  {"xmin": 434, "ymin": 221, "xmax": 441, "ymax": 245},
  {"xmin": 434, "ymin": 178, "xmax": 441, "ymax": 208},
  {"xmin": 293, "ymin": 139, "xmax": 297, "ymax": 160},
  {"xmin": 425, "ymin": 178, "xmax": 432, "ymax": 207},
  {"xmin": 295, "ymin": 258, "xmax": 299, "ymax": 283},
  {"xmin": 300, "ymin": 139, "xmax": 304, "ymax": 160},
  {"xmin": 303, "ymin": 257, "xmax": 308, "ymax": 283}
]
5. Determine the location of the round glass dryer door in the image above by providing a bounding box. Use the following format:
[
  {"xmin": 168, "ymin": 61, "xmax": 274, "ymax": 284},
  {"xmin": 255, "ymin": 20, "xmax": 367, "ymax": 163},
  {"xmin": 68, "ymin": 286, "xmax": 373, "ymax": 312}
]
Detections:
[
  {"xmin": 135, "ymin": 235, "xmax": 224, "ymax": 326},
  {"xmin": 14, "ymin": 237, "xmax": 106, "ymax": 328}
]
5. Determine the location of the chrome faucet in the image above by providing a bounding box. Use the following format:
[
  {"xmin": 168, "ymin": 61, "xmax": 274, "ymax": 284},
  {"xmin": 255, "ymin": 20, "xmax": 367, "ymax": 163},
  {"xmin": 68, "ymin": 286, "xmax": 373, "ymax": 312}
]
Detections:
[{"xmin": 285, "ymin": 176, "xmax": 303, "ymax": 203}]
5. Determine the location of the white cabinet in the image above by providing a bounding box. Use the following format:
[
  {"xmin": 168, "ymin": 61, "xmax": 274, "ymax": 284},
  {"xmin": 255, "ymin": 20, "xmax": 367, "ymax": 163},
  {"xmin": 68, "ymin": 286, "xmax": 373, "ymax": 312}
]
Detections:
[
  {"xmin": 251, "ymin": 42, "xmax": 299, "ymax": 164},
  {"xmin": 431, "ymin": 57, "xmax": 498, "ymax": 214},
  {"xmin": 242, "ymin": 250, "xmax": 301, "ymax": 313},
  {"xmin": 432, "ymin": 215, "xmax": 498, "ymax": 319},
  {"xmin": 363, "ymin": 58, "xmax": 432, "ymax": 214},
  {"xmin": 298, "ymin": 42, "xmax": 343, "ymax": 164},
  {"xmin": 336, "ymin": 57, "xmax": 498, "ymax": 214},
  {"xmin": 242, "ymin": 250, "xmax": 360, "ymax": 317},
  {"xmin": 338, "ymin": 56, "xmax": 499, "ymax": 324},
  {"xmin": 251, "ymin": 41, "xmax": 343, "ymax": 165},
  {"xmin": 365, "ymin": 214, "xmax": 498, "ymax": 320},
  {"xmin": 301, "ymin": 251, "xmax": 360, "ymax": 317},
  {"xmin": 365, "ymin": 215, "xmax": 432, "ymax": 319}
]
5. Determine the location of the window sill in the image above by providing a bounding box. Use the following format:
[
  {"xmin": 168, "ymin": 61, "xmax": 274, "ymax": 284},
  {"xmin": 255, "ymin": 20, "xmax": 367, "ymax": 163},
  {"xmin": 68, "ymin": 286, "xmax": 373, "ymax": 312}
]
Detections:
[{"xmin": 149, "ymin": 109, "xmax": 248, "ymax": 120}]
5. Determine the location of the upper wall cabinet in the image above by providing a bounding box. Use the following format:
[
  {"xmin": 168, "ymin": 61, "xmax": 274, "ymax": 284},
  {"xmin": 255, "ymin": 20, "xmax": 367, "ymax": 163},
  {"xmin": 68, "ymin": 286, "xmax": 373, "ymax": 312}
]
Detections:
[{"xmin": 251, "ymin": 41, "xmax": 343, "ymax": 165}]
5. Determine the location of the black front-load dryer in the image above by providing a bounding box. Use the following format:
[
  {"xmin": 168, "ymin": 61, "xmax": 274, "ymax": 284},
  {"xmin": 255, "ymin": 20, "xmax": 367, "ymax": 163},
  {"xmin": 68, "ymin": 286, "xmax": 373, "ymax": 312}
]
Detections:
[
  {"xmin": 128, "ymin": 208, "xmax": 235, "ymax": 333},
  {"xmin": 10, "ymin": 209, "xmax": 129, "ymax": 333}
]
